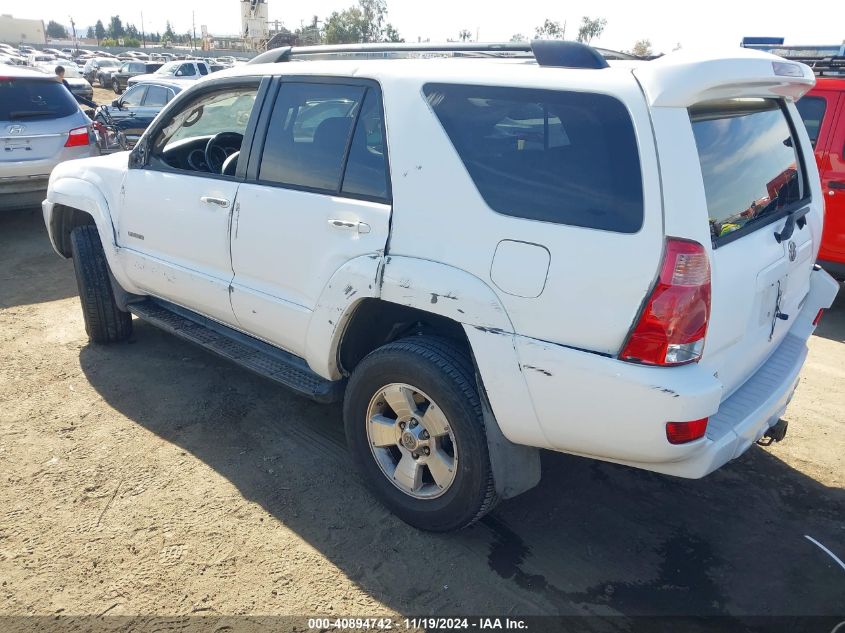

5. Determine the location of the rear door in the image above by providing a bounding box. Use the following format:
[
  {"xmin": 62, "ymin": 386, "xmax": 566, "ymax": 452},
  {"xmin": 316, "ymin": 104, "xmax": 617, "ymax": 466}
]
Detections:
[
  {"xmin": 230, "ymin": 77, "xmax": 392, "ymax": 357},
  {"xmin": 687, "ymin": 98, "xmax": 817, "ymax": 395}
]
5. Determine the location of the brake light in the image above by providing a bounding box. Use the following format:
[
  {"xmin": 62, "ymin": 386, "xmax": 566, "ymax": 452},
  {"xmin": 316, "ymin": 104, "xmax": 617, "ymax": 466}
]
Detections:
[
  {"xmin": 666, "ymin": 418, "xmax": 708, "ymax": 444},
  {"xmin": 621, "ymin": 238, "xmax": 711, "ymax": 366},
  {"xmin": 65, "ymin": 126, "xmax": 90, "ymax": 147},
  {"xmin": 813, "ymin": 309, "xmax": 824, "ymax": 326}
]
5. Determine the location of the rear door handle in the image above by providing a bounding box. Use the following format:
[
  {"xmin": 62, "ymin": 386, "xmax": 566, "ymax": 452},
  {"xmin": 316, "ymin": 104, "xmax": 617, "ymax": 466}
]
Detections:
[
  {"xmin": 828, "ymin": 181, "xmax": 845, "ymax": 190},
  {"xmin": 200, "ymin": 196, "xmax": 230, "ymax": 208},
  {"xmin": 328, "ymin": 218, "xmax": 371, "ymax": 234}
]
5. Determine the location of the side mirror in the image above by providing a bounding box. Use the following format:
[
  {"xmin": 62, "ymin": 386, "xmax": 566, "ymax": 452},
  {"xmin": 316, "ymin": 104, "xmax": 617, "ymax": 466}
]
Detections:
[
  {"xmin": 128, "ymin": 137, "xmax": 148, "ymax": 168},
  {"xmin": 175, "ymin": 70, "xmax": 183, "ymax": 76},
  {"xmin": 111, "ymin": 99, "xmax": 121, "ymax": 108}
]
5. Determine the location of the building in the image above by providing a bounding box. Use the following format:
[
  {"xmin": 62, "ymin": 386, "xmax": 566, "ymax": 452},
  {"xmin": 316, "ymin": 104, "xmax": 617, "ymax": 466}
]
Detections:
[{"xmin": 0, "ymin": 14, "xmax": 46, "ymax": 46}]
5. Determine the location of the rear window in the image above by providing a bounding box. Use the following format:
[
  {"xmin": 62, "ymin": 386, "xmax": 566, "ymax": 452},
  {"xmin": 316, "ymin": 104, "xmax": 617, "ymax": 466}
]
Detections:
[
  {"xmin": 690, "ymin": 98, "xmax": 807, "ymax": 245},
  {"xmin": 423, "ymin": 83, "xmax": 644, "ymax": 233},
  {"xmin": 795, "ymin": 96, "xmax": 826, "ymax": 147},
  {"xmin": 0, "ymin": 78, "xmax": 78, "ymax": 121}
]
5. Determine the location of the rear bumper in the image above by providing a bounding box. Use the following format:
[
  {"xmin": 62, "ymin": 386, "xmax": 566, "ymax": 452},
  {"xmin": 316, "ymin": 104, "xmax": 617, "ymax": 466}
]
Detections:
[
  {"xmin": 0, "ymin": 175, "xmax": 50, "ymax": 210},
  {"xmin": 484, "ymin": 267, "xmax": 839, "ymax": 478}
]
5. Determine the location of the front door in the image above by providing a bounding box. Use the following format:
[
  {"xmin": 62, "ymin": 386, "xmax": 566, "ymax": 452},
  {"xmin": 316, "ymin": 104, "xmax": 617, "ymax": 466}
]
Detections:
[
  {"xmin": 230, "ymin": 79, "xmax": 392, "ymax": 356},
  {"xmin": 117, "ymin": 80, "xmax": 262, "ymax": 325}
]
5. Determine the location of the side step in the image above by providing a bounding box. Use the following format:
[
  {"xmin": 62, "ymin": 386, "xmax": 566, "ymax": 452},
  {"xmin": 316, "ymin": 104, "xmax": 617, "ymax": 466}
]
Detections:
[{"xmin": 127, "ymin": 299, "xmax": 345, "ymax": 403}]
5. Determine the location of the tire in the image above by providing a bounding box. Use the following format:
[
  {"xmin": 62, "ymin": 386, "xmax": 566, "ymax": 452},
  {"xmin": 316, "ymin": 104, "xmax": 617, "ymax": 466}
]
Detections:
[
  {"xmin": 112, "ymin": 78, "xmax": 121, "ymax": 94},
  {"xmin": 98, "ymin": 75, "xmax": 106, "ymax": 88},
  {"xmin": 69, "ymin": 225, "xmax": 132, "ymax": 344},
  {"xmin": 344, "ymin": 336, "xmax": 498, "ymax": 531}
]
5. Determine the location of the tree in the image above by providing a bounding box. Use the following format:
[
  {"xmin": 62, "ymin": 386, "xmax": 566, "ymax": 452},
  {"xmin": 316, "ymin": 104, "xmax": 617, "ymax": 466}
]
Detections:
[
  {"xmin": 534, "ymin": 19, "xmax": 564, "ymax": 40},
  {"xmin": 458, "ymin": 29, "xmax": 473, "ymax": 42},
  {"xmin": 126, "ymin": 24, "xmax": 139, "ymax": 39},
  {"xmin": 108, "ymin": 15, "xmax": 125, "ymax": 39},
  {"xmin": 383, "ymin": 23, "xmax": 403, "ymax": 43},
  {"xmin": 46, "ymin": 20, "xmax": 68, "ymax": 39},
  {"xmin": 510, "ymin": 33, "xmax": 527, "ymax": 42},
  {"xmin": 164, "ymin": 20, "xmax": 176, "ymax": 41},
  {"xmin": 630, "ymin": 39, "xmax": 653, "ymax": 57},
  {"xmin": 94, "ymin": 20, "xmax": 106, "ymax": 45},
  {"xmin": 576, "ymin": 16, "xmax": 606, "ymax": 44},
  {"xmin": 86, "ymin": 26, "xmax": 95, "ymax": 39}
]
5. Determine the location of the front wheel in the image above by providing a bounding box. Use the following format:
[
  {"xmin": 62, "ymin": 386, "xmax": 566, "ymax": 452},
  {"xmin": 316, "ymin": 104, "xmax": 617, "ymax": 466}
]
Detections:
[
  {"xmin": 69, "ymin": 225, "xmax": 132, "ymax": 344},
  {"xmin": 112, "ymin": 78, "xmax": 121, "ymax": 94},
  {"xmin": 344, "ymin": 336, "xmax": 497, "ymax": 531},
  {"xmin": 98, "ymin": 75, "xmax": 106, "ymax": 88}
]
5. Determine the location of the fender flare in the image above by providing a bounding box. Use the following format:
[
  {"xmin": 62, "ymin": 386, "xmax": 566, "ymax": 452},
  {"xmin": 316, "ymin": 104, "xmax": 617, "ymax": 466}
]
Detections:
[{"xmin": 45, "ymin": 177, "xmax": 140, "ymax": 295}]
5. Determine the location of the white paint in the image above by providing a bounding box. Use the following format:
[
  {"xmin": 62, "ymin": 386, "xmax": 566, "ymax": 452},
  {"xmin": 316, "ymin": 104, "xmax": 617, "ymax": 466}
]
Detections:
[{"xmin": 805, "ymin": 535, "xmax": 845, "ymax": 574}]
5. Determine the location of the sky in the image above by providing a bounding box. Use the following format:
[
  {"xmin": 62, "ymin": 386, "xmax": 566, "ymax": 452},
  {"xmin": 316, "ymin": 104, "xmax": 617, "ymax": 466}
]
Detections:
[{"xmin": 10, "ymin": 0, "xmax": 845, "ymax": 54}]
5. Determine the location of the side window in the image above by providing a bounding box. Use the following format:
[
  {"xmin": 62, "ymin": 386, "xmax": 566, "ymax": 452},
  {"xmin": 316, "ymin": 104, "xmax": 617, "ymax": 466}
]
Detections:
[
  {"xmin": 342, "ymin": 89, "xmax": 389, "ymax": 200},
  {"xmin": 259, "ymin": 82, "xmax": 365, "ymax": 191},
  {"xmin": 198, "ymin": 64, "xmax": 209, "ymax": 76},
  {"xmin": 795, "ymin": 96, "xmax": 827, "ymax": 147},
  {"xmin": 121, "ymin": 85, "xmax": 146, "ymax": 107},
  {"xmin": 423, "ymin": 83, "xmax": 644, "ymax": 233},
  {"xmin": 143, "ymin": 85, "xmax": 169, "ymax": 107},
  {"xmin": 179, "ymin": 63, "xmax": 196, "ymax": 77},
  {"xmin": 148, "ymin": 83, "xmax": 259, "ymax": 174},
  {"xmin": 120, "ymin": 63, "xmax": 130, "ymax": 73}
]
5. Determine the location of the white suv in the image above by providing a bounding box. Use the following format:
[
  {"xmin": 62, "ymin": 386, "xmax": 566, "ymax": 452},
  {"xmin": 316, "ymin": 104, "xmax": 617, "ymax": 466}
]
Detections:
[{"xmin": 43, "ymin": 42, "xmax": 839, "ymax": 531}]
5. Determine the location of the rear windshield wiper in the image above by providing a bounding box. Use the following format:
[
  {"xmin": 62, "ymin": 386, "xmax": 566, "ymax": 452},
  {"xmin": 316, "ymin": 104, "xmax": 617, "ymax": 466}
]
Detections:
[
  {"xmin": 774, "ymin": 206, "xmax": 810, "ymax": 243},
  {"xmin": 8, "ymin": 110, "xmax": 56, "ymax": 119}
]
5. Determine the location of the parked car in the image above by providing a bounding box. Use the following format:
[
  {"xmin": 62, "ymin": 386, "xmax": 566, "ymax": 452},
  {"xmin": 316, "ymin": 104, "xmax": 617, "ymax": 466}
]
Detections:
[
  {"xmin": 27, "ymin": 53, "xmax": 56, "ymax": 66},
  {"xmin": 126, "ymin": 60, "xmax": 210, "ymax": 87},
  {"xmin": 32, "ymin": 62, "xmax": 93, "ymax": 101},
  {"xmin": 1, "ymin": 66, "xmax": 96, "ymax": 210},
  {"xmin": 93, "ymin": 79, "xmax": 186, "ymax": 152},
  {"xmin": 82, "ymin": 57, "xmax": 120, "ymax": 84},
  {"xmin": 110, "ymin": 61, "xmax": 163, "ymax": 93},
  {"xmin": 43, "ymin": 42, "xmax": 838, "ymax": 531},
  {"xmin": 794, "ymin": 66, "xmax": 845, "ymax": 279}
]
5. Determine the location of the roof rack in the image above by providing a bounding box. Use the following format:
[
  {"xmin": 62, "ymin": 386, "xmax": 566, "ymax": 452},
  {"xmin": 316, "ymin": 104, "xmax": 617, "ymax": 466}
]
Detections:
[
  {"xmin": 247, "ymin": 40, "xmax": 635, "ymax": 67},
  {"xmin": 777, "ymin": 55, "xmax": 845, "ymax": 77}
]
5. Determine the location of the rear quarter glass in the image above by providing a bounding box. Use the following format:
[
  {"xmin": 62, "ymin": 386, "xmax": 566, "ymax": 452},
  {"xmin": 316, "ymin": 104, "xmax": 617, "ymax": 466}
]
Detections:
[{"xmin": 423, "ymin": 83, "xmax": 644, "ymax": 233}]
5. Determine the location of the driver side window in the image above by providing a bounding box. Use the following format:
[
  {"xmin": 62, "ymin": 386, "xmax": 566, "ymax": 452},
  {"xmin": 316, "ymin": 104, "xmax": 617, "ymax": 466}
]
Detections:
[{"xmin": 147, "ymin": 83, "xmax": 259, "ymax": 176}]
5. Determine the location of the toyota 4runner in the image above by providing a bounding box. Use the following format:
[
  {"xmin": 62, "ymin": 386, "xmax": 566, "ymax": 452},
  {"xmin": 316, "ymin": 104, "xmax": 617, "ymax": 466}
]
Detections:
[{"xmin": 43, "ymin": 42, "xmax": 839, "ymax": 531}]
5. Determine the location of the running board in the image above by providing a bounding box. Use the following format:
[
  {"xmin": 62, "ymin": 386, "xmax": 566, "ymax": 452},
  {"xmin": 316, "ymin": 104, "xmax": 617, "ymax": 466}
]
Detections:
[{"xmin": 128, "ymin": 299, "xmax": 344, "ymax": 403}]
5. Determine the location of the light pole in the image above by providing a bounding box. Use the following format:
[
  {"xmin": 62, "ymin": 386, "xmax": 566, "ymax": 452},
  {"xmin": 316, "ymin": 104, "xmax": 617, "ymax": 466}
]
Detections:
[
  {"xmin": 69, "ymin": 16, "xmax": 78, "ymax": 53},
  {"xmin": 141, "ymin": 12, "xmax": 146, "ymax": 49}
]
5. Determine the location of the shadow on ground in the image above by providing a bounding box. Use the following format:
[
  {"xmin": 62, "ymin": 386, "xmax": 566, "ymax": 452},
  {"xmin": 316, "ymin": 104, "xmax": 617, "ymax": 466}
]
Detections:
[
  {"xmin": 0, "ymin": 210, "xmax": 76, "ymax": 309},
  {"xmin": 77, "ymin": 316, "xmax": 845, "ymax": 618}
]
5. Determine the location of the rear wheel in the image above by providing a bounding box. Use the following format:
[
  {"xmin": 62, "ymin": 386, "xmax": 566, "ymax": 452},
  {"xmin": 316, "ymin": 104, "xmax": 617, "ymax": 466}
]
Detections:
[
  {"xmin": 98, "ymin": 74, "xmax": 106, "ymax": 88},
  {"xmin": 112, "ymin": 78, "xmax": 121, "ymax": 94},
  {"xmin": 344, "ymin": 336, "xmax": 497, "ymax": 531},
  {"xmin": 69, "ymin": 225, "xmax": 132, "ymax": 344}
]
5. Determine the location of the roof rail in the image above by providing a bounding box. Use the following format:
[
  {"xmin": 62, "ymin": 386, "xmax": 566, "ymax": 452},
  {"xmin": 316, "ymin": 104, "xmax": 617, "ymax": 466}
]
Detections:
[
  {"xmin": 775, "ymin": 55, "xmax": 845, "ymax": 77},
  {"xmin": 248, "ymin": 40, "xmax": 634, "ymax": 67}
]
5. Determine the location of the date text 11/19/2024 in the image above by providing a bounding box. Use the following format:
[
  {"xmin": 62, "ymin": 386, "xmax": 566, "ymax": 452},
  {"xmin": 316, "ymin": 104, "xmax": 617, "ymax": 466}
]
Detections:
[{"xmin": 307, "ymin": 617, "xmax": 529, "ymax": 630}]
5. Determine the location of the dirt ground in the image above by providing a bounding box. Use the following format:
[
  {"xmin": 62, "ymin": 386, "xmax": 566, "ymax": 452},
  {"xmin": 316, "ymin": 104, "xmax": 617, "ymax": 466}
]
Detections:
[{"xmin": 0, "ymin": 209, "xmax": 844, "ymax": 627}]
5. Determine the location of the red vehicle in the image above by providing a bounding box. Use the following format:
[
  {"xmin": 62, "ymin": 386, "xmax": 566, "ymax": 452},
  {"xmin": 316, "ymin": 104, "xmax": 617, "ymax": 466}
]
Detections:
[{"xmin": 795, "ymin": 67, "xmax": 845, "ymax": 279}]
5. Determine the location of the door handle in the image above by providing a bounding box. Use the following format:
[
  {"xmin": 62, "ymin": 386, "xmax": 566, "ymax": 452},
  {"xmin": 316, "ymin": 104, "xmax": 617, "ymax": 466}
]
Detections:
[
  {"xmin": 328, "ymin": 218, "xmax": 371, "ymax": 234},
  {"xmin": 828, "ymin": 181, "xmax": 845, "ymax": 192},
  {"xmin": 200, "ymin": 196, "xmax": 230, "ymax": 208}
]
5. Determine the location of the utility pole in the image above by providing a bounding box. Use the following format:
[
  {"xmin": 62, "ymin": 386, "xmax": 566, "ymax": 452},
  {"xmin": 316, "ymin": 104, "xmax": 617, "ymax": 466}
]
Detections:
[
  {"xmin": 141, "ymin": 12, "xmax": 146, "ymax": 49},
  {"xmin": 69, "ymin": 16, "xmax": 78, "ymax": 53},
  {"xmin": 192, "ymin": 11, "xmax": 196, "ymax": 52}
]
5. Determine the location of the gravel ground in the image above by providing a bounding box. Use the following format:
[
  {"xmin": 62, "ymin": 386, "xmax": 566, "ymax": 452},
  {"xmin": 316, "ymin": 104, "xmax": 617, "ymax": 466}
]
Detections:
[{"xmin": 0, "ymin": 209, "xmax": 843, "ymax": 627}]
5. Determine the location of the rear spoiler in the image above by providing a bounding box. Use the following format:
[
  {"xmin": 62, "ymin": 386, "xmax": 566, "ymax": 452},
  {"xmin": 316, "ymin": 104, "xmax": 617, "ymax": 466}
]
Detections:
[{"xmin": 633, "ymin": 48, "xmax": 815, "ymax": 107}]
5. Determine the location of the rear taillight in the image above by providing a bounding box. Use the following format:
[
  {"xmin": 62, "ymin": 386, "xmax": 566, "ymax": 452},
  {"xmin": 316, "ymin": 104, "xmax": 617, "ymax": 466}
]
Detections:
[
  {"xmin": 666, "ymin": 418, "xmax": 709, "ymax": 444},
  {"xmin": 621, "ymin": 238, "xmax": 711, "ymax": 366},
  {"xmin": 65, "ymin": 126, "xmax": 91, "ymax": 147},
  {"xmin": 813, "ymin": 309, "xmax": 824, "ymax": 326}
]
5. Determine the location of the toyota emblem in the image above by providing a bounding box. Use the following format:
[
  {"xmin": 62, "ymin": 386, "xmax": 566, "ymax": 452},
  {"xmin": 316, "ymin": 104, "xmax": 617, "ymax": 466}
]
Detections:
[{"xmin": 788, "ymin": 241, "xmax": 797, "ymax": 262}]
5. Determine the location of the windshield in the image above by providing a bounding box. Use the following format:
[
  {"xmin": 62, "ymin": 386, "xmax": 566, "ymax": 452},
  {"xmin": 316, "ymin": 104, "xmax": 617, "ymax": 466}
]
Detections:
[
  {"xmin": 0, "ymin": 77, "xmax": 79, "ymax": 120},
  {"xmin": 690, "ymin": 98, "xmax": 806, "ymax": 244},
  {"xmin": 156, "ymin": 62, "xmax": 181, "ymax": 75},
  {"xmin": 98, "ymin": 59, "xmax": 120, "ymax": 67}
]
